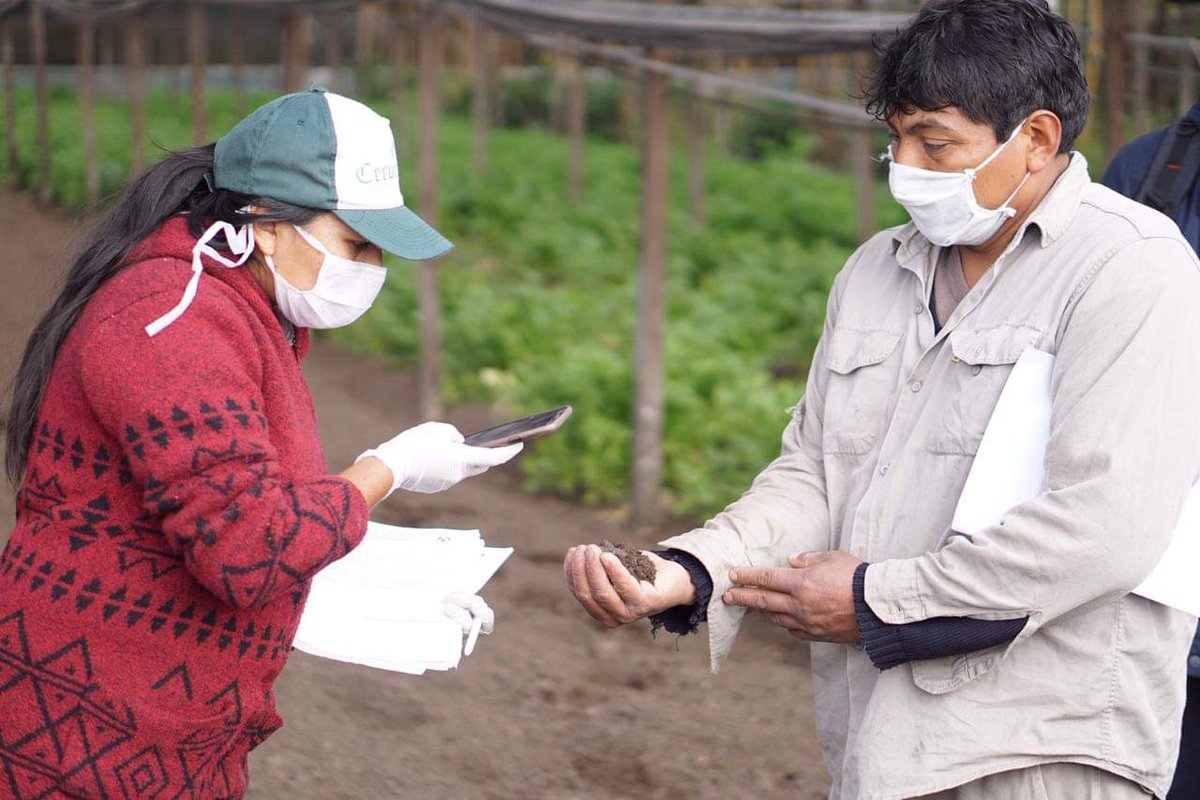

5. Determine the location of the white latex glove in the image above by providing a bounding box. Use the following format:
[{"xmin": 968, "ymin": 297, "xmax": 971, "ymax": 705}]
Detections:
[
  {"xmin": 357, "ymin": 422, "xmax": 523, "ymax": 495},
  {"xmin": 443, "ymin": 592, "xmax": 495, "ymax": 656}
]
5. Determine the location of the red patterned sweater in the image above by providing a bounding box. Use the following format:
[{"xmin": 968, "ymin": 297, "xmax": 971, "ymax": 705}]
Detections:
[{"xmin": 0, "ymin": 215, "xmax": 370, "ymax": 799}]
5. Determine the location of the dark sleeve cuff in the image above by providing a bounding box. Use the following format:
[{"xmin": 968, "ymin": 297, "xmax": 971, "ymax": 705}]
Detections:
[
  {"xmin": 853, "ymin": 562, "xmax": 1029, "ymax": 671},
  {"xmin": 647, "ymin": 549, "xmax": 713, "ymax": 637},
  {"xmin": 853, "ymin": 562, "xmax": 909, "ymax": 670}
]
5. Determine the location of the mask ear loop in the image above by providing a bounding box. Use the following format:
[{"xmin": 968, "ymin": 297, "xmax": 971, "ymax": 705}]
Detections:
[
  {"xmin": 963, "ymin": 121, "xmax": 1027, "ymax": 182},
  {"xmin": 144, "ymin": 220, "xmax": 256, "ymax": 336}
]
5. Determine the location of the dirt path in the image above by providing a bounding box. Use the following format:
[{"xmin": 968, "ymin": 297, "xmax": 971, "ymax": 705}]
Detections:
[{"xmin": 0, "ymin": 192, "xmax": 830, "ymax": 800}]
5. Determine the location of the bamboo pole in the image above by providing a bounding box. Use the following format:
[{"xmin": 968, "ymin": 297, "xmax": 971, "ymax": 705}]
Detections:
[
  {"xmin": 189, "ymin": 0, "xmax": 207, "ymax": 144},
  {"xmin": 2, "ymin": 17, "xmax": 15, "ymax": 190},
  {"xmin": 417, "ymin": 6, "xmax": 444, "ymax": 421},
  {"xmin": 565, "ymin": 57, "xmax": 585, "ymax": 204},
  {"xmin": 126, "ymin": 13, "xmax": 146, "ymax": 175},
  {"xmin": 631, "ymin": 68, "xmax": 670, "ymax": 527},
  {"xmin": 31, "ymin": 0, "xmax": 51, "ymax": 206},
  {"xmin": 80, "ymin": 17, "xmax": 100, "ymax": 206}
]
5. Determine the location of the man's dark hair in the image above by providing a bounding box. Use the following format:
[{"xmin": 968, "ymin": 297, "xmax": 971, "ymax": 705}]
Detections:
[{"xmin": 864, "ymin": 0, "xmax": 1090, "ymax": 153}]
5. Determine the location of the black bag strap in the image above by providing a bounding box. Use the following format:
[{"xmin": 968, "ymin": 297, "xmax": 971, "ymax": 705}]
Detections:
[{"xmin": 1136, "ymin": 115, "xmax": 1200, "ymax": 216}]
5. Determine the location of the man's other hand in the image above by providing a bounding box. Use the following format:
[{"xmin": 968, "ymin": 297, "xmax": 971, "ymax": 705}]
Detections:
[{"xmin": 724, "ymin": 550, "xmax": 863, "ymax": 643}]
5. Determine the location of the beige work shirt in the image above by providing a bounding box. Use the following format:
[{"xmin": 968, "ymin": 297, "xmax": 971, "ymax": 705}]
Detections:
[{"xmin": 662, "ymin": 154, "xmax": 1200, "ymax": 799}]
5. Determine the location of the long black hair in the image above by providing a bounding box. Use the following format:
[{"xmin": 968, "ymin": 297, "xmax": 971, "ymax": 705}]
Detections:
[{"xmin": 4, "ymin": 143, "xmax": 319, "ymax": 487}]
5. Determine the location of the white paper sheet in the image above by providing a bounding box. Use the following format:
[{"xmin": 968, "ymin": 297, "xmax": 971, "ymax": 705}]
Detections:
[
  {"xmin": 294, "ymin": 522, "xmax": 513, "ymax": 674},
  {"xmin": 950, "ymin": 348, "xmax": 1200, "ymax": 616}
]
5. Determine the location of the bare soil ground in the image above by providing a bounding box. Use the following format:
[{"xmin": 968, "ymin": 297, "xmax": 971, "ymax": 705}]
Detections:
[{"xmin": 0, "ymin": 191, "xmax": 830, "ymax": 800}]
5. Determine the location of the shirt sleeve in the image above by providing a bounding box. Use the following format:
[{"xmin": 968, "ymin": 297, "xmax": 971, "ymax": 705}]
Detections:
[
  {"xmin": 657, "ymin": 247, "xmax": 865, "ymax": 671},
  {"xmin": 865, "ymin": 237, "xmax": 1200, "ymax": 644},
  {"xmin": 80, "ymin": 286, "xmax": 370, "ymax": 611}
]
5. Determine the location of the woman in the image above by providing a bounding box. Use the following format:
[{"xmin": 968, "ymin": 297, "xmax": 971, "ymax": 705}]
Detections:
[{"xmin": 0, "ymin": 88, "xmax": 520, "ymax": 798}]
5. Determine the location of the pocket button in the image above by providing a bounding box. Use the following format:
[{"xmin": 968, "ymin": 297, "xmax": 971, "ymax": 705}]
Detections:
[{"xmin": 971, "ymin": 365, "xmax": 983, "ymax": 376}]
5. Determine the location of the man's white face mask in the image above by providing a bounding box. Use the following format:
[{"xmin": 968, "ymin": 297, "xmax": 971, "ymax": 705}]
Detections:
[
  {"xmin": 264, "ymin": 223, "xmax": 387, "ymax": 330},
  {"xmin": 885, "ymin": 121, "xmax": 1032, "ymax": 247}
]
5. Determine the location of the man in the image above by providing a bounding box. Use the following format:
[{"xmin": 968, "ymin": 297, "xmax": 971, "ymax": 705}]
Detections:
[
  {"xmin": 563, "ymin": 1, "xmax": 1200, "ymax": 798},
  {"xmin": 1102, "ymin": 98, "xmax": 1200, "ymax": 800}
]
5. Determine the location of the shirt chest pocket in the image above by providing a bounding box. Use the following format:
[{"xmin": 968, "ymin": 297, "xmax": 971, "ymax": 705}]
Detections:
[
  {"xmin": 821, "ymin": 328, "xmax": 903, "ymax": 456},
  {"xmin": 927, "ymin": 323, "xmax": 1043, "ymax": 456}
]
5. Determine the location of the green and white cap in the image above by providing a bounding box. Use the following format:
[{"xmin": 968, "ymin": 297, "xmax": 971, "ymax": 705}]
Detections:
[{"xmin": 215, "ymin": 86, "xmax": 452, "ymax": 261}]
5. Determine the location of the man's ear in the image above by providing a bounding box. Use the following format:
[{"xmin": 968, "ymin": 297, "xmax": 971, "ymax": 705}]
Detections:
[{"xmin": 1025, "ymin": 110, "xmax": 1063, "ymax": 174}]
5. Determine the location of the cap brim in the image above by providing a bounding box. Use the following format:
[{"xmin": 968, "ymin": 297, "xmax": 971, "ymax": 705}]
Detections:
[{"xmin": 333, "ymin": 206, "xmax": 453, "ymax": 261}]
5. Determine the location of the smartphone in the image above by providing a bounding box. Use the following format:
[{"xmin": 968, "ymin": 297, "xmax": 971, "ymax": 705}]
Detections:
[{"xmin": 463, "ymin": 406, "xmax": 574, "ymax": 448}]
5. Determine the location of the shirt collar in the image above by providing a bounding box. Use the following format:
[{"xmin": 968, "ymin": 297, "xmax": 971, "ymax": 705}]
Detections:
[{"xmin": 891, "ymin": 151, "xmax": 1092, "ymax": 268}]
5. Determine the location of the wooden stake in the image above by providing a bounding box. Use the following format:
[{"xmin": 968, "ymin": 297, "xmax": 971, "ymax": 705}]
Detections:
[
  {"xmin": 391, "ymin": 4, "xmax": 408, "ymax": 160},
  {"xmin": 631, "ymin": 70, "xmax": 670, "ymax": 527},
  {"xmin": 189, "ymin": 0, "xmax": 207, "ymax": 144},
  {"xmin": 1131, "ymin": 0, "xmax": 1149, "ymax": 135},
  {"xmin": 231, "ymin": 10, "xmax": 246, "ymax": 118},
  {"xmin": 80, "ymin": 17, "xmax": 100, "ymax": 206},
  {"xmin": 126, "ymin": 13, "xmax": 146, "ymax": 176},
  {"xmin": 1182, "ymin": 50, "xmax": 1197, "ymax": 118},
  {"xmin": 417, "ymin": 6, "xmax": 444, "ymax": 421},
  {"xmin": 283, "ymin": 11, "xmax": 312, "ymax": 94},
  {"xmin": 323, "ymin": 14, "xmax": 344, "ymax": 94},
  {"xmin": 1100, "ymin": 0, "xmax": 1126, "ymax": 159},
  {"xmin": 685, "ymin": 95, "xmax": 706, "ymax": 228},
  {"xmin": 851, "ymin": 0, "xmax": 876, "ymax": 242},
  {"xmin": 469, "ymin": 16, "xmax": 490, "ymax": 175},
  {"xmin": 565, "ymin": 57, "xmax": 585, "ymax": 204},
  {"xmin": 355, "ymin": 2, "xmax": 377, "ymax": 94},
  {"xmin": 31, "ymin": 0, "xmax": 51, "ymax": 206},
  {"xmin": 2, "ymin": 17, "xmax": 16, "ymax": 190}
]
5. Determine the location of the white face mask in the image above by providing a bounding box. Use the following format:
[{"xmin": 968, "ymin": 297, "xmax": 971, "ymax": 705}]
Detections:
[
  {"xmin": 264, "ymin": 224, "xmax": 387, "ymax": 329},
  {"xmin": 886, "ymin": 122, "xmax": 1032, "ymax": 247}
]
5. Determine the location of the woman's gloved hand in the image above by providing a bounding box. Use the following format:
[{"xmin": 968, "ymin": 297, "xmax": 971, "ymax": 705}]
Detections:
[
  {"xmin": 443, "ymin": 592, "xmax": 495, "ymax": 656},
  {"xmin": 357, "ymin": 422, "xmax": 523, "ymax": 495}
]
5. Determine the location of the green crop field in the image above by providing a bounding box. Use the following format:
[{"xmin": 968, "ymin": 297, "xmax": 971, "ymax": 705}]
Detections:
[{"xmin": 1, "ymin": 82, "xmax": 908, "ymax": 517}]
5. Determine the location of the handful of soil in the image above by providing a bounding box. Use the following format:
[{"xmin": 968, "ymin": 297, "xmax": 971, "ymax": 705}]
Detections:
[{"xmin": 600, "ymin": 540, "xmax": 657, "ymax": 584}]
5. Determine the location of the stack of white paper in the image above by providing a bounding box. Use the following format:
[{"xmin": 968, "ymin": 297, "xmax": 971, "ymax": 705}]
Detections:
[
  {"xmin": 294, "ymin": 522, "xmax": 513, "ymax": 674},
  {"xmin": 952, "ymin": 348, "xmax": 1200, "ymax": 616}
]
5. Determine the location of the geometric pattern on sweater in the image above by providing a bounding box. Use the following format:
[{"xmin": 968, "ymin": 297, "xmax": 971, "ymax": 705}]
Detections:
[
  {"xmin": 20, "ymin": 397, "xmax": 360, "ymax": 611},
  {"xmin": 0, "ymin": 543, "xmax": 291, "ymax": 664},
  {"xmin": 0, "ymin": 609, "xmax": 260, "ymax": 799}
]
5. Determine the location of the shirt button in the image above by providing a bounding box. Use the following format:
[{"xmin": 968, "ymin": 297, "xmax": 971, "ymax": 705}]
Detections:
[
  {"xmin": 879, "ymin": 463, "xmax": 890, "ymax": 476},
  {"xmin": 1190, "ymin": 655, "xmax": 1200, "ymax": 670},
  {"xmin": 853, "ymin": 641, "xmax": 865, "ymax": 651},
  {"xmin": 971, "ymin": 365, "xmax": 983, "ymax": 376},
  {"xmin": 910, "ymin": 381, "xmax": 923, "ymax": 393},
  {"xmin": 914, "ymin": 303, "xmax": 924, "ymax": 315}
]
